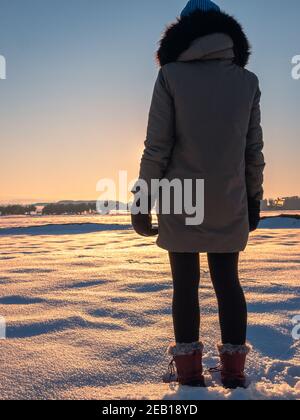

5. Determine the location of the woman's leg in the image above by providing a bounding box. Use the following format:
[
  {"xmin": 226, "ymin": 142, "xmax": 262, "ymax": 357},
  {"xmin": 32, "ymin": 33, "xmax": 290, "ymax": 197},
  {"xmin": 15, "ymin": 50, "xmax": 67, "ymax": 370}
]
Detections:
[
  {"xmin": 207, "ymin": 253, "xmax": 247, "ymax": 345},
  {"xmin": 169, "ymin": 252, "xmax": 200, "ymax": 343}
]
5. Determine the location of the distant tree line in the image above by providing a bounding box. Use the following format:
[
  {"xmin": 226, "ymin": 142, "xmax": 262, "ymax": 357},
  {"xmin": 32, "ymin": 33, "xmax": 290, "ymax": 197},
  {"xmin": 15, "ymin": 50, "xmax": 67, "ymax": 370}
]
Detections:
[
  {"xmin": 0, "ymin": 205, "xmax": 36, "ymax": 216},
  {"xmin": 0, "ymin": 201, "xmax": 129, "ymax": 216},
  {"xmin": 261, "ymin": 196, "xmax": 300, "ymax": 211},
  {"xmin": 42, "ymin": 201, "xmax": 127, "ymax": 215},
  {"xmin": 42, "ymin": 202, "xmax": 97, "ymax": 215}
]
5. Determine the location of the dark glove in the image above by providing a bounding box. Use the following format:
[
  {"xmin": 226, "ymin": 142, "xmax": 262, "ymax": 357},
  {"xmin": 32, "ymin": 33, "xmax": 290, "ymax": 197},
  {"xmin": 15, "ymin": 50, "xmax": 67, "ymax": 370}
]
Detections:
[
  {"xmin": 248, "ymin": 197, "xmax": 261, "ymax": 232},
  {"xmin": 131, "ymin": 213, "xmax": 158, "ymax": 237},
  {"xmin": 131, "ymin": 194, "xmax": 158, "ymax": 237}
]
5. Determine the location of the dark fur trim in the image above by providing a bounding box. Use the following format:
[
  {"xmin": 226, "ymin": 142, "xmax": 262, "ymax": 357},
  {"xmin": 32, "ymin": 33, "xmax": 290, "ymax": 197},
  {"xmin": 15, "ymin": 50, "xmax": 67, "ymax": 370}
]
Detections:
[{"xmin": 157, "ymin": 11, "xmax": 251, "ymax": 68}]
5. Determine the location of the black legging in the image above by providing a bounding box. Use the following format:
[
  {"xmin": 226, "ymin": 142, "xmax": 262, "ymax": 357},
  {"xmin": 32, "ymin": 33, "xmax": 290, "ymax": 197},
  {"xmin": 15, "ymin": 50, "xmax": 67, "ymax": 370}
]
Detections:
[{"xmin": 169, "ymin": 252, "xmax": 247, "ymax": 345}]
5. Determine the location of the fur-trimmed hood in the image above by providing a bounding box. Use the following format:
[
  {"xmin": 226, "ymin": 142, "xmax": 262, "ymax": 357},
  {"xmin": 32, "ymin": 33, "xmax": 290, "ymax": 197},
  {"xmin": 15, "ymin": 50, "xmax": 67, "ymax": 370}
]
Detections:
[{"xmin": 157, "ymin": 10, "xmax": 251, "ymax": 68}]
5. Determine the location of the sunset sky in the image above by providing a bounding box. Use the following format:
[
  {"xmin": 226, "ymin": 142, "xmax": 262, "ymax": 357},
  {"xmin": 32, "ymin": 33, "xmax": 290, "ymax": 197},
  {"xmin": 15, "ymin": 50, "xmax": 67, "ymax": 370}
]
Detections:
[{"xmin": 0, "ymin": 0, "xmax": 299, "ymax": 203}]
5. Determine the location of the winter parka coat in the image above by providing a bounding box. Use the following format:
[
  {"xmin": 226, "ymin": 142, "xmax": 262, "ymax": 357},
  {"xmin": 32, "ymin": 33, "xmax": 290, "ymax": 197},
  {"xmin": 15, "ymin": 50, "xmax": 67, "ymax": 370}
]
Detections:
[{"xmin": 138, "ymin": 11, "xmax": 265, "ymax": 253}]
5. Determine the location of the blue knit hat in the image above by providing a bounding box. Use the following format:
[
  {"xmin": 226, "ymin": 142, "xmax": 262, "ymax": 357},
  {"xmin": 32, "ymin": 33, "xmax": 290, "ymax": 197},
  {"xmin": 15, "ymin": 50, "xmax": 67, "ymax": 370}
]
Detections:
[{"xmin": 181, "ymin": 0, "xmax": 220, "ymax": 17}]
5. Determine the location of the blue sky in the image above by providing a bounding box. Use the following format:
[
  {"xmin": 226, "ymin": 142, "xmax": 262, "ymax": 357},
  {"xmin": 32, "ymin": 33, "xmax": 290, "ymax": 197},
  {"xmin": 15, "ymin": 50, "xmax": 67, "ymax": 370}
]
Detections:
[{"xmin": 0, "ymin": 0, "xmax": 299, "ymax": 201}]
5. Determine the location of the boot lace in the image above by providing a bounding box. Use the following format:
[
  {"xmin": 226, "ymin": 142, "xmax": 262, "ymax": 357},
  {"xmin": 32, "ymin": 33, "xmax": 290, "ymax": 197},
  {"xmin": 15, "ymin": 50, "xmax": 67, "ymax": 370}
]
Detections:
[
  {"xmin": 168, "ymin": 358, "xmax": 176, "ymax": 382},
  {"xmin": 207, "ymin": 364, "xmax": 222, "ymax": 374}
]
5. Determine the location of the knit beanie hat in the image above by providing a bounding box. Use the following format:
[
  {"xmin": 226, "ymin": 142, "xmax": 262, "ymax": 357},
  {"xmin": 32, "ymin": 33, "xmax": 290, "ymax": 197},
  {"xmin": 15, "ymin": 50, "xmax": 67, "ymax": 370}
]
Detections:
[{"xmin": 181, "ymin": 0, "xmax": 220, "ymax": 17}]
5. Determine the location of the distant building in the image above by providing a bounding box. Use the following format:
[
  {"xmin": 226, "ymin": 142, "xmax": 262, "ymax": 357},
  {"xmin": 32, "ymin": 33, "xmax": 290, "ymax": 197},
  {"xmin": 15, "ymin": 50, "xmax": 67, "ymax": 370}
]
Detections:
[{"xmin": 263, "ymin": 196, "xmax": 300, "ymax": 211}]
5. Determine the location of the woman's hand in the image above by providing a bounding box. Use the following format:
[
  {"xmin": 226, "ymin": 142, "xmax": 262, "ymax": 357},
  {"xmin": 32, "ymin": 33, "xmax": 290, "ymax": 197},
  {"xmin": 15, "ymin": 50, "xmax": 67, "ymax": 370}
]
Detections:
[
  {"xmin": 248, "ymin": 197, "xmax": 261, "ymax": 232},
  {"xmin": 131, "ymin": 213, "xmax": 158, "ymax": 237}
]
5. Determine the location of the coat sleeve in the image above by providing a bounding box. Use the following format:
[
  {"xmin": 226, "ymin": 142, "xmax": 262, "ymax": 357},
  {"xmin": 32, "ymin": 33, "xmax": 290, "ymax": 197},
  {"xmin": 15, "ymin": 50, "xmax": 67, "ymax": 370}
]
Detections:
[
  {"xmin": 245, "ymin": 86, "xmax": 265, "ymax": 201},
  {"xmin": 138, "ymin": 68, "xmax": 175, "ymax": 194}
]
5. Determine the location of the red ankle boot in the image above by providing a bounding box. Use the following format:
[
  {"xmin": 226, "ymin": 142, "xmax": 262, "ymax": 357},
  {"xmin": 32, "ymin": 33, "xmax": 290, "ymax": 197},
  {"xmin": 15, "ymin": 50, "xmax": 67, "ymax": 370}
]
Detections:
[
  {"xmin": 218, "ymin": 344, "xmax": 251, "ymax": 389},
  {"xmin": 166, "ymin": 342, "xmax": 206, "ymax": 387}
]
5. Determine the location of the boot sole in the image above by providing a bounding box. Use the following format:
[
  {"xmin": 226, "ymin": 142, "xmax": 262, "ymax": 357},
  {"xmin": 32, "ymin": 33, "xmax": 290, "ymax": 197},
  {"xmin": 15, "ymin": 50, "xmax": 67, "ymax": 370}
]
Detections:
[{"xmin": 222, "ymin": 380, "xmax": 247, "ymax": 390}]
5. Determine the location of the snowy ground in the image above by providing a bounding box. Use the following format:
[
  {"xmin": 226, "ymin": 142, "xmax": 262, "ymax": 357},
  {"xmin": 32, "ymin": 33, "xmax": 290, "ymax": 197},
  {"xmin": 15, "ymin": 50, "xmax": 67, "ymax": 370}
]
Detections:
[{"xmin": 0, "ymin": 215, "xmax": 299, "ymax": 400}]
